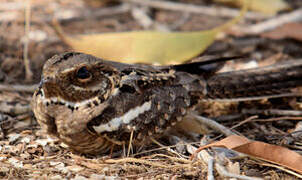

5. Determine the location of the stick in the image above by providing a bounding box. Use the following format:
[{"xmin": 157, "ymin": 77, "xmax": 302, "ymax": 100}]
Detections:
[
  {"xmin": 0, "ymin": 4, "xmax": 131, "ymax": 23},
  {"xmin": 215, "ymin": 163, "xmax": 262, "ymax": 180},
  {"xmin": 207, "ymin": 158, "xmax": 215, "ymax": 180},
  {"xmin": 204, "ymin": 93, "xmax": 302, "ymax": 102},
  {"xmin": 242, "ymin": 109, "xmax": 302, "ymax": 116},
  {"xmin": 190, "ymin": 113, "xmax": 235, "ymax": 136},
  {"xmin": 236, "ymin": 8, "xmax": 302, "ymax": 34},
  {"xmin": 120, "ymin": 0, "xmax": 268, "ymax": 20},
  {"xmin": 52, "ymin": 4, "xmax": 131, "ymax": 23}
]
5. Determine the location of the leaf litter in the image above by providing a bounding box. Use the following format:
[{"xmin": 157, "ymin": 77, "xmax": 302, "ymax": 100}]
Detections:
[{"xmin": 0, "ymin": 0, "xmax": 301, "ymax": 179}]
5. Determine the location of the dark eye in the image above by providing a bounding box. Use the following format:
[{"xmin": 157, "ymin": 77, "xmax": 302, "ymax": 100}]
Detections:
[{"xmin": 76, "ymin": 66, "xmax": 91, "ymax": 80}]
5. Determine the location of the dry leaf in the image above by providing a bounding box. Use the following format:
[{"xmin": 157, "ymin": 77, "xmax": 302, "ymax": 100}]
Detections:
[
  {"xmin": 261, "ymin": 23, "xmax": 302, "ymax": 42},
  {"xmin": 54, "ymin": 1, "xmax": 247, "ymax": 65},
  {"xmin": 214, "ymin": 0, "xmax": 290, "ymax": 15},
  {"xmin": 55, "ymin": 30, "xmax": 217, "ymax": 65},
  {"xmin": 193, "ymin": 135, "xmax": 302, "ymax": 174}
]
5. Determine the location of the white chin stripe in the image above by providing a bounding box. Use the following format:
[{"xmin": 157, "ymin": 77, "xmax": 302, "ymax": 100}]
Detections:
[
  {"xmin": 41, "ymin": 95, "xmax": 102, "ymax": 109},
  {"xmin": 93, "ymin": 101, "xmax": 152, "ymax": 133}
]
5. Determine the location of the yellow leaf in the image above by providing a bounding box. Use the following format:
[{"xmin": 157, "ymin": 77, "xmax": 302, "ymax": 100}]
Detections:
[
  {"xmin": 214, "ymin": 0, "xmax": 290, "ymax": 15},
  {"xmin": 56, "ymin": 30, "xmax": 217, "ymax": 64},
  {"xmin": 54, "ymin": 0, "xmax": 247, "ymax": 64}
]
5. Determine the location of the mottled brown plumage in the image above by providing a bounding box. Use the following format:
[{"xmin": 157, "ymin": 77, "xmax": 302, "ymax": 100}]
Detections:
[{"xmin": 31, "ymin": 52, "xmax": 302, "ymax": 154}]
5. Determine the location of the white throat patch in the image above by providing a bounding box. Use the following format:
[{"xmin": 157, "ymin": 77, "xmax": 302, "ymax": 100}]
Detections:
[{"xmin": 93, "ymin": 101, "xmax": 152, "ymax": 133}]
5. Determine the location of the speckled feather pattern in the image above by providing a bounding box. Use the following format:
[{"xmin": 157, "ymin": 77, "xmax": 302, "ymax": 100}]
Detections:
[{"xmin": 31, "ymin": 52, "xmax": 302, "ymax": 154}]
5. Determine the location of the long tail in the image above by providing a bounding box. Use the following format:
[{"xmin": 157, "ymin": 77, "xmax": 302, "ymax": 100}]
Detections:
[{"xmin": 206, "ymin": 60, "xmax": 302, "ymax": 99}]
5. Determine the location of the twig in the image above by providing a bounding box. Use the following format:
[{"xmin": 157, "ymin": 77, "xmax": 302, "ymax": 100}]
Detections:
[
  {"xmin": 0, "ymin": 4, "xmax": 131, "ymax": 24},
  {"xmin": 131, "ymin": 141, "xmax": 199, "ymax": 157},
  {"xmin": 204, "ymin": 93, "xmax": 302, "ymax": 102},
  {"xmin": 242, "ymin": 109, "xmax": 302, "ymax": 117},
  {"xmin": 0, "ymin": 84, "xmax": 38, "ymax": 93},
  {"xmin": 187, "ymin": 138, "xmax": 214, "ymax": 162},
  {"xmin": 150, "ymin": 137, "xmax": 183, "ymax": 158},
  {"xmin": 254, "ymin": 116, "xmax": 302, "ymax": 122},
  {"xmin": 120, "ymin": 0, "xmax": 268, "ymax": 20},
  {"xmin": 215, "ymin": 163, "xmax": 262, "ymax": 180},
  {"xmin": 235, "ymin": 8, "xmax": 302, "ymax": 34},
  {"xmin": 230, "ymin": 115, "xmax": 258, "ymax": 130},
  {"xmin": 207, "ymin": 157, "xmax": 215, "ymax": 180},
  {"xmin": 260, "ymin": 162, "xmax": 302, "ymax": 179},
  {"xmin": 24, "ymin": 0, "xmax": 33, "ymax": 82},
  {"xmin": 52, "ymin": 4, "xmax": 131, "ymax": 24},
  {"xmin": 190, "ymin": 113, "xmax": 235, "ymax": 136}
]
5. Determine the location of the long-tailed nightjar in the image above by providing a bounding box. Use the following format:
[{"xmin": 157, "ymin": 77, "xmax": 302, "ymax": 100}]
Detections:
[{"xmin": 31, "ymin": 52, "xmax": 302, "ymax": 154}]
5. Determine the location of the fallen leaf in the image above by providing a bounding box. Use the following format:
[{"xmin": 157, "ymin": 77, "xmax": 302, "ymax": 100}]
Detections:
[
  {"xmin": 192, "ymin": 135, "xmax": 302, "ymax": 174},
  {"xmin": 54, "ymin": 1, "xmax": 247, "ymax": 65},
  {"xmin": 56, "ymin": 29, "xmax": 216, "ymax": 65},
  {"xmin": 261, "ymin": 23, "xmax": 302, "ymax": 42},
  {"xmin": 214, "ymin": 0, "xmax": 290, "ymax": 15}
]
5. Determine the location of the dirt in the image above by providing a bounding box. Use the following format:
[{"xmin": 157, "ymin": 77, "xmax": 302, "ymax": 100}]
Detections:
[{"xmin": 0, "ymin": 0, "xmax": 301, "ymax": 179}]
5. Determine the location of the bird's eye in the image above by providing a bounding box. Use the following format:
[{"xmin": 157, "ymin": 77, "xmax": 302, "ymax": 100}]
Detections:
[{"xmin": 76, "ymin": 66, "xmax": 91, "ymax": 80}]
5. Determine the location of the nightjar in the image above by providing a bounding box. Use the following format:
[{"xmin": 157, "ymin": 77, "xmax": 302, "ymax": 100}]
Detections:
[{"xmin": 31, "ymin": 52, "xmax": 302, "ymax": 154}]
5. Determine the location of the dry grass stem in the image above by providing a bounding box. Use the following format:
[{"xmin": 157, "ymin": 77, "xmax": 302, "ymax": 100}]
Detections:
[
  {"xmin": 132, "ymin": 141, "xmax": 199, "ymax": 157},
  {"xmin": 150, "ymin": 137, "xmax": 183, "ymax": 158},
  {"xmin": 104, "ymin": 157, "xmax": 191, "ymax": 168},
  {"xmin": 146, "ymin": 154, "xmax": 191, "ymax": 164},
  {"xmin": 260, "ymin": 163, "xmax": 302, "ymax": 179},
  {"xmin": 127, "ymin": 129, "xmax": 134, "ymax": 157}
]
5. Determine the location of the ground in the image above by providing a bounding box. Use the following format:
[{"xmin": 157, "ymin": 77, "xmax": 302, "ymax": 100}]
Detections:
[{"xmin": 0, "ymin": 0, "xmax": 302, "ymax": 179}]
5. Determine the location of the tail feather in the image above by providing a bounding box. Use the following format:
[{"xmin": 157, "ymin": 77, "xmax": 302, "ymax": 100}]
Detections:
[
  {"xmin": 206, "ymin": 60, "xmax": 302, "ymax": 98},
  {"xmin": 171, "ymin": 56, "xmax": 243, "ymax": 76}
]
